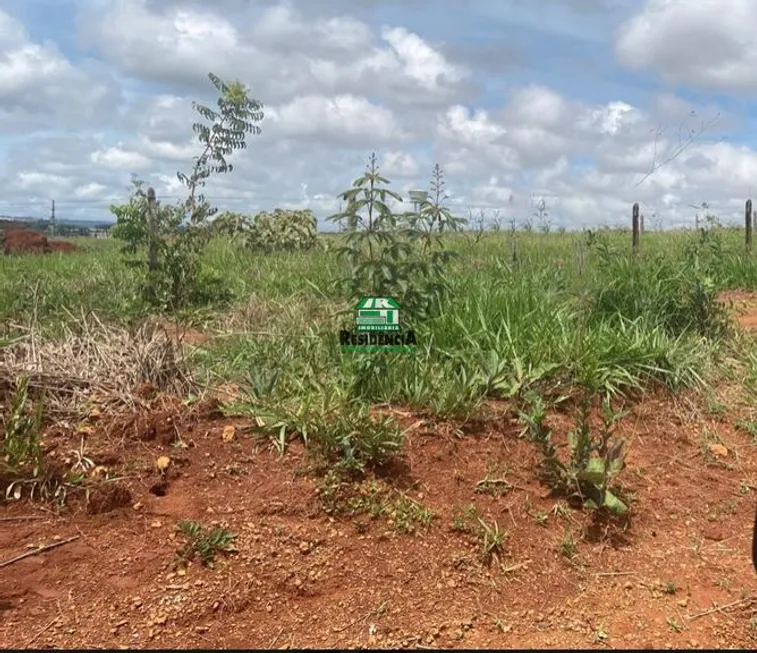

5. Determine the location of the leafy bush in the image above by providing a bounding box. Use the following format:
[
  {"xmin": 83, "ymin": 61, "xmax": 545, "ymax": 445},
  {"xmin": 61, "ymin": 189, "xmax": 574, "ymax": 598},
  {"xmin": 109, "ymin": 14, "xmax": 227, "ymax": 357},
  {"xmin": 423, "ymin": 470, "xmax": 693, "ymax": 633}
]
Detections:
[
  {"xmin": 110, "ymin": 72, "xmax": 263, "ymax": 313},
  {"xmin": 519, "ymin": 391, "xmax": 628, "ymax": 515},
  {"xmin": 328, "ymin": 153, "xmax": 462, "ymax": 321},
  {"xmin": 212, "ymin": 211, "xmax": 250, "ymax": 239},
  {"xmin": 245, "ymin": 208, "xmax": 319, "ymax": 252}
]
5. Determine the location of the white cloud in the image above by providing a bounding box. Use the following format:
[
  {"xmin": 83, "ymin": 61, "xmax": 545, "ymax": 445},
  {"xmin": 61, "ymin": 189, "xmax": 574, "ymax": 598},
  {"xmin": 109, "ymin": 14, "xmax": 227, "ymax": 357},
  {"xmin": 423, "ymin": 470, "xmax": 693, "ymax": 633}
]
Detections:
[
  {"xmin": 0, "ymin": 9, "xmax": 119, "ymax": 132},
  {"xmin": 504, "ymin": 85, "xmax": 569, "ymax": 128},
  {"xmin": 267, "ymin": 95, "xmax": 402, "ymax": 144},
  {"xmin": 2, "ymin": 0, "xmax": 757, "ymax": 231},
  {"xmin": 615, "ymin": 0, "xmax": 757, "ymax": 93},
  {"xmin": 74, "ymin": 182, "xmax": 109, "ymax": 198},
  {"xmin": 91, "ymin": 146, "xmax": 151, "ymax": 170},
  {"xmin": 382, "ymin": 151, "xmax": 420, "ymax": 177},
  {"xmin": 16, "ymin": 171, "xmax": 70, "ymax": 192},
  {"xmin": 77, "ymin": 0, "xmax": 469, "ymax": 105},
  {"xmin": 379, "ymin": 26, "xmax": 466, "ymax": 92},
  {"xmin": 135, "ymin": 136, "xmax": 197, "ymax": 163}
]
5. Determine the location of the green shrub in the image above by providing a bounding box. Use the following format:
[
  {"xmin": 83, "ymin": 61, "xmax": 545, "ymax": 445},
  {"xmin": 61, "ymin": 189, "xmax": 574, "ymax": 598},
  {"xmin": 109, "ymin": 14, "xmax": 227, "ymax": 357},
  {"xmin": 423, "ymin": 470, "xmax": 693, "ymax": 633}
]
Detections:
[{"xmin": 245, "ymin": 208, "xmax": 318, "ymax": 252}]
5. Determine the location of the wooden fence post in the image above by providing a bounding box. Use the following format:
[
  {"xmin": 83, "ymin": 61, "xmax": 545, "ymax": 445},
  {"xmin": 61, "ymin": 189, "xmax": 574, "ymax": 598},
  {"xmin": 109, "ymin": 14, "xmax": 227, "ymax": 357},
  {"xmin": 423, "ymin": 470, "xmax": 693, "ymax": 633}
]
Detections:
[
  {"xmin": 746, "ymin": 199, "xmax": 753, "ymax": 253},
  {"xmin": 632, "ymin": 202, "xmax": 640, "ymax": 255},
  {"xmin": 147, "ymin": 187, "xmax": 158, "ymax": 274}
]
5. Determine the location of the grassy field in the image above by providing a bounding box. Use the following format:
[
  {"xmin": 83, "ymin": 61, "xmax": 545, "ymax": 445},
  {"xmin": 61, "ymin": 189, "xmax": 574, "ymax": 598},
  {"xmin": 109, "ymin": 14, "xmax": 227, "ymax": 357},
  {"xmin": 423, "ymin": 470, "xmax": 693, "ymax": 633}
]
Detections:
[
  {"xmin": 1, "ymin": 225, "xmax": 757, "ymax": 648},
  {"xmin": 2, "ymin": 227, "xmax": 756, "ymax": 403}
]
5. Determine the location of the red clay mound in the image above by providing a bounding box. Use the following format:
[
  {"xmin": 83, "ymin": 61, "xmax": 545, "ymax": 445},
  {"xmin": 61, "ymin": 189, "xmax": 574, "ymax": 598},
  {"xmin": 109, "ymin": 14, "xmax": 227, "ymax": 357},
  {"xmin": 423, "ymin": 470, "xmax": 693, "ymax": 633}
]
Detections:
[{"xmin": 1, "ymin": 226, "xmax": 78, "ymax": 255}]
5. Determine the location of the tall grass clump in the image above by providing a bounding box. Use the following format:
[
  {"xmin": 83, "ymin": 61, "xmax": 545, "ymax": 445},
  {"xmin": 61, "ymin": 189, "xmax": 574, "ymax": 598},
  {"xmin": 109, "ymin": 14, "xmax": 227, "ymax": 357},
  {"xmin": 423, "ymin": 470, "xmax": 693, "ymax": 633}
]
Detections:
[{"xmin": 583, "ymin": 228, "xmax": 729, "ymax": 341}]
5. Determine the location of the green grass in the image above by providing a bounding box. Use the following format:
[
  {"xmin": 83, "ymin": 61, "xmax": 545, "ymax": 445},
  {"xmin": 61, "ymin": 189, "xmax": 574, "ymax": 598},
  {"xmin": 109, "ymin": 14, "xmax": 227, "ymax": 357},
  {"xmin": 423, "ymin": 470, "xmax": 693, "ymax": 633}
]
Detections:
[{"xmin": 2, "ymin": 224, "xmax": 756, "ymax": 430}]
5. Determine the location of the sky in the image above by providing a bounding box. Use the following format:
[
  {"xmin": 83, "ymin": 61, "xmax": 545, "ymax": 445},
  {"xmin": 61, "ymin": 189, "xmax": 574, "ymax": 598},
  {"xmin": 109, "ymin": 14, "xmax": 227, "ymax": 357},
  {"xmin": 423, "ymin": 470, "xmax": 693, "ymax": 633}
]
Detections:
[{"xmin": 1, "ymin": 0, "xmax": 757, "ymax": 230}]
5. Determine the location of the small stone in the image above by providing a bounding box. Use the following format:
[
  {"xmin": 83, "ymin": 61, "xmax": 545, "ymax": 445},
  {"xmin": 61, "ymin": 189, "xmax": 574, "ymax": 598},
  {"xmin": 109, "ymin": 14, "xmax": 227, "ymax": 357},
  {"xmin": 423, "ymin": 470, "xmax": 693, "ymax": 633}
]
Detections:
[
  {"xmin": 299, "ymin": 542, "xmax": 310, "ymax": 554},
  {"xmin": 195, "ymin": 625, "xmax": 209, "ymax": 633},
  {"xmin": 447, "ymin": 579, "xmax": 457, "ymax": 588},
  {"xmin": 150, "ymin": 520, "xmax": 162, "ymax": 529}
]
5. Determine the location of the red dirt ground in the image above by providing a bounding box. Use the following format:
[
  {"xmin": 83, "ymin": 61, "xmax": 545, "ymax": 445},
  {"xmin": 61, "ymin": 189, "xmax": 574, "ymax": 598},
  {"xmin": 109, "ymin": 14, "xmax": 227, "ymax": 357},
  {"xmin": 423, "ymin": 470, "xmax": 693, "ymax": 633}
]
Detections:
[
  {"xmin": 1, "ymin": 225, "xmax": 78, "ymax": 255},
  {"xmin": 718, "ymin": 290, "xmax": 757, "ymax": 330},
  {"xmin": 152, "ymin": 318, "xmax": 209, "ymax": 348},
  {"xmin": 1, "ymin": 391, "xmax": 756, "ymax": 649}
]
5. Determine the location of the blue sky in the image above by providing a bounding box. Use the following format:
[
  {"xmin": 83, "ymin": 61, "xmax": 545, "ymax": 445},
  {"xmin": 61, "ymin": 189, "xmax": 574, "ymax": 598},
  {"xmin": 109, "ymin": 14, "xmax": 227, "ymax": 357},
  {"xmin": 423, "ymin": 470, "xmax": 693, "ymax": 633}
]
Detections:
[{"xmin": 1, "ymin": 0, "xmax": 757, "ymax": 229}]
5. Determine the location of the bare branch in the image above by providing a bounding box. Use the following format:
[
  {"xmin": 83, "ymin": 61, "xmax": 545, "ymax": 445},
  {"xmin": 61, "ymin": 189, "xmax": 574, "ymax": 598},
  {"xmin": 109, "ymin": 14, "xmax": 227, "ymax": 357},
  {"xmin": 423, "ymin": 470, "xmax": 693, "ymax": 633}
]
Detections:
[{"xmin": 634, "ymin": 111, "xmax": 721, "ymax": 188}]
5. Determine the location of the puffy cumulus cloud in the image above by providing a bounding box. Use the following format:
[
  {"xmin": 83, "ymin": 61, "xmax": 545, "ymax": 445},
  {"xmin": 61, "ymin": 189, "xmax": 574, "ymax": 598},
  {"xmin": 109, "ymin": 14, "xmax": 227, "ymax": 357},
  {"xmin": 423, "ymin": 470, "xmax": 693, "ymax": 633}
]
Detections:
[
  {"xmin": 4, "ymin": 0, "xmax": 757, "ymax": 231},
  {"xmin": 265, "ymin": 95, "xmax": 404, "ymax": 145},
  {"xmin": 381, "ymin": 151, "xmax": 420, "ymax": 178},
  {"xmin": 431, "ymin": 86, "xmax": 754, "ymax": 229},
  {"xmin": 0, "ymin": 9, "xmax": 119, "ymax": 133},
  {"xmin": 615, "ymin": 0, "xmax": 757, "ymax": 93},
  {"xmin": 76, "ymin": 0, "xmax": 469, "ymax": 106},
  {"xmin": 90, "ymin": 146, "xmax": 151, "ymax": 171},
  {"xmin": 436, "ymin": 88, "xmax": 649, "ymax": 177},
  {"xmin": 436, "ymin": 105, "xmax": 520, "ymax": 176},
  {"xmin": 2, "ymin": 134, "xmax": 131, "ymax": 206},
  {"xmin": 4, "ymin": 72, "xmax": 746, "ymax": 231}
]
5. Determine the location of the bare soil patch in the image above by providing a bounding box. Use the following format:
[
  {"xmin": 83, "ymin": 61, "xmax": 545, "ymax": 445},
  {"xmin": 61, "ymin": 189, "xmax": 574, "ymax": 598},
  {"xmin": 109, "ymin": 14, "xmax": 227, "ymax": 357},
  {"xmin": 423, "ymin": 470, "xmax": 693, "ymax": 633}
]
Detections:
[
  {"xmin": 719, "ymin": 290, "xmax": 757, "ymax": 330},
  {"xmin": 1, "ymin": 224, "xmax": 78, "ymax": 255},
  {"xmin": 151, "ymin": 318, "xmax": 210, "ymax": 348},
  {"xmin": 1, "ymin": 395, "xmax": 756, "ymax": 649}
]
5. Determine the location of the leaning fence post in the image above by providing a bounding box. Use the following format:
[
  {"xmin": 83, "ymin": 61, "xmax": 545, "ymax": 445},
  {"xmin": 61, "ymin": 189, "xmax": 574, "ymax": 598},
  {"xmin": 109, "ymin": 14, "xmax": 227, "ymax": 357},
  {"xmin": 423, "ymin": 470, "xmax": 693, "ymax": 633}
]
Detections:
[
  {"xmin": 147, "ymin": 187, "xmax": 158, "ymax": 274},
  {"xmin": 746, "ymin": 199, "xmax": 753, "ymax": 253},
  {"xmin": 632, "ymin": 202, "xmax": 640, "ymax": 255}
]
